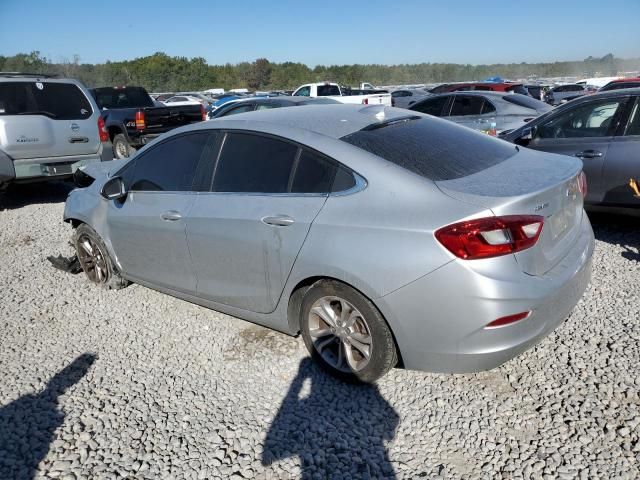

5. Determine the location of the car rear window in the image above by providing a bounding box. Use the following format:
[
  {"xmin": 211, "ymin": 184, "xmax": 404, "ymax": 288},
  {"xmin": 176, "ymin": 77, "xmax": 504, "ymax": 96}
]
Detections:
[
  {"xmin": 341, "ymin": 117, "xmax": 517, "ymax": 181},
  {"xmin": 317, "ymin": 85, "xmax": 341, "ymax": 96},
  {"xmin": 502, "ymin": 94, "xmax": 546, "ymax": 110},
  {"xmin": 91, "ymin": 87, "xmax": 154, "ymax": 109},
  {"xmin": 0, "ymin": 81, "xmax": 92, "ymax": 120}
]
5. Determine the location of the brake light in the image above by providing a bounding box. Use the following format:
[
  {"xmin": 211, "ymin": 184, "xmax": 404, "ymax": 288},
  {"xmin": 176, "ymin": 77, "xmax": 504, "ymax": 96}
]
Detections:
[
  {"xmin": 485, "ymin": 311, "xmax": 531, "ymax": 329},
  {"xmin": 362, "ymin": 98, "xmax": 369, "ymax": 105},
  {"xmin": 200, "ymin": 104, "xmax": 207, "ymax": 121},
  {"xmin": 578, "ymin": 171, "xmax": 588, "ymax": 198},
  {"xmin": 135, "ymin": 110, "xmax": 145, "ymax": 131},
  {"xmin": 97, "ymin": 116, "xmax": 108, "ymax": 142},
  {"xmin": 435, "ymin": 215, "xmax": 544, "ymax": 260}
]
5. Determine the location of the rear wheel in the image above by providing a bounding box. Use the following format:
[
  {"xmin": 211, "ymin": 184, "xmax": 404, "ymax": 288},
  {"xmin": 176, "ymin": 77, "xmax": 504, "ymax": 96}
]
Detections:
[
  {"xmin": 300, "ymin": 280, "xmax": 397, "ymax": 383},
  {"xmin": 112, "ymin": 133, "xmax": 136, "ymax": 159},
  {"xmin": 74, "ymin": 224, "xmax": 128, "ymax": 289}
]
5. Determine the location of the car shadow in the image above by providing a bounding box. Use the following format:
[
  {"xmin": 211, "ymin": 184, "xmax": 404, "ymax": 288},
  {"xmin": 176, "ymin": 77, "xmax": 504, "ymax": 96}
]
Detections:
[
  {"xmin": 262, "ymin": 358, "xmax": 399, "ymax": 479},
  {"xmin": 0, "ymin": 181, "xmax": 75, "ymax": 211},
  {"xmin": 587, "ymin": 211, "xmax": 640, "ymax": 261},
  {"xmin": 0, "ymin": 353, "xmax": 96, "ymax": 480}
]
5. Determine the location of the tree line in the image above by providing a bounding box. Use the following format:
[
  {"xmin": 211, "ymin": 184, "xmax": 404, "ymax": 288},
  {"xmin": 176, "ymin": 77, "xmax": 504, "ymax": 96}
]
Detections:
[{"xmin": 1, "ymin": 51, "xmax": 639, "ymax": 92}]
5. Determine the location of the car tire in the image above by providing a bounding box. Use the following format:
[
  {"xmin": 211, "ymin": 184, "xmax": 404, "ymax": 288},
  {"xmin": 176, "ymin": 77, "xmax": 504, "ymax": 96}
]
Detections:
[
  {"xmin": 112, "ymin": 133, "xmax": 136, "ymax": 159},
  {"xmin": 74, "ymin": 223, "xmax": 129, "ymax": 290},
  {"xmin": 300, "ymin": 279, "xmax": 398, "ymax": 383}
]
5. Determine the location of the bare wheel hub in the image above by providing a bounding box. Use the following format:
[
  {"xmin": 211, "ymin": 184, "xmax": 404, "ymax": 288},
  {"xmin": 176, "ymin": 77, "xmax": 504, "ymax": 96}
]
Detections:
[{"xmin": 307, "ymin": 296, "xmax": 372, "ymax": 373}]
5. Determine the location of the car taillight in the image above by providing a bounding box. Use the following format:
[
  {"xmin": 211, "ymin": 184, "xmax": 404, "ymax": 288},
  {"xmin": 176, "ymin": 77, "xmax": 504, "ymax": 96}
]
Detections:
[
  {"xmin": 97, "ymin": 116, "xmax": 108, "ymax": 142},
  {"xmin": 578, "ymin": 171, "xmax": 588, "ymax": 198},
  {"xmin": 135, "ymin": 110, "xmax": 145, "ymax": 130},
  {"xmin": 362, "ymin": 98, "xmax": 369, "ymax": 105},
  {"xmin": 200, "ymin": 104, "xmax": 207, "ymax": 121},
  {"xmin": 435, "ymin": 215, "xmax": 544, "ymax": 260}
]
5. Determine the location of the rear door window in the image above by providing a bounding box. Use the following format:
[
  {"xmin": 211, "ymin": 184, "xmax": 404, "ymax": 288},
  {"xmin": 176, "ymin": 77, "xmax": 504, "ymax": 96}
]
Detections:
[
  {"xmin": 316, "ymin": 85, "xmax": 341, "ymax": 96},
  {"xmin": 212, "ymin": 133, "xmax": 298, "ymax": 193},
  {"xmin": 450, "ymin": 95, "xmax": 485, "ymax": 116},
  {"xmin": 0, "ymin": 81, "xmax": 92, "ymax": 120},
  {"xmin": 341, "ymin": 117, "xmax": 517, "ymax": 181}
]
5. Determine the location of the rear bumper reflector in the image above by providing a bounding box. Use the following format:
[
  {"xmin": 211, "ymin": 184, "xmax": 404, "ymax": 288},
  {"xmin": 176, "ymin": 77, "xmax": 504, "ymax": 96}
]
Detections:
[{"xmin": 484, "ymin": 311, "xmax": 531, "ymax": 329}]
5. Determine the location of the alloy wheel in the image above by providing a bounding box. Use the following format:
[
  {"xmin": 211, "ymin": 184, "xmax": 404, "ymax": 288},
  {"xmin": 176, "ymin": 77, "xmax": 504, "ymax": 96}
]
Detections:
[
  {"xmin": 77, "ymin": 234, "xmax": 109, "ymax": 284},
  {"xmin": 307, "ymin": 296, "xmax": 373, "ymax": 372}
]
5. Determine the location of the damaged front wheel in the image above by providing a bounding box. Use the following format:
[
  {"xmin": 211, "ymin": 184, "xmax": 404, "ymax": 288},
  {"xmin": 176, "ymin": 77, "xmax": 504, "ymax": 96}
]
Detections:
[{"xmin": 74, "ymin": 224, "xmax": 129, "ymax": 289}]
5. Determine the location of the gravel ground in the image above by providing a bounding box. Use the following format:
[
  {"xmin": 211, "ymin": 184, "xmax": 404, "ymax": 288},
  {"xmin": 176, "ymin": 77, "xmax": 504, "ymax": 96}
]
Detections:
[{"xmin": 0, "ymin": 182, "xmax": 639, "ymax": 480}]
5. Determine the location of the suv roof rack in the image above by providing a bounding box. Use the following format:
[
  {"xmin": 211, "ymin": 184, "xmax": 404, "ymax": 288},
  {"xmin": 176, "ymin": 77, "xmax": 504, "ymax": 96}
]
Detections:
[{"xmin": 0, "ymin": 72, "xmax": 59, "ymax": 78}]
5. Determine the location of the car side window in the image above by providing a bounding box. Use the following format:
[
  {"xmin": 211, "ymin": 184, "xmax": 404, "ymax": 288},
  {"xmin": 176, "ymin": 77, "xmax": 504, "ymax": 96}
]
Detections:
[
  {"xmin": 291, "ymin": 149, "xmax": 355, "ymax": 194},
  {"xmin": 128, "ymin": 132, "xmax": 210, "ymax": 192},
  {"xmin": 624, "ymin": 99, "xmax": 640, "ymax": 136},
  {"xmin": 450, "ymin": 96, "xmax": 485, "ymax": 116},
  {"xmin": 537, "ymin": 100, "xmax": 623, "ymax": 139},
  {"xmin": 223, "ymin": 104, "xmax": 254, "ymax": 116},
  {"xmin": 412, "ymin": 96, "xmax": 448, "ymax": 116},
  {"xmin": 294, "ymin": 86, "xmax": 311, "ymax": 97},
  {"xmin": 212, "ymin": 133, "xmax": 298, "ymax": 193},
  {"xmin": 481, "ymin": 100, "xmax": 496, "ymax": 114},
  {"xmin": 256, "ymin": 104, "xmax": 276, "ymax": 110}
]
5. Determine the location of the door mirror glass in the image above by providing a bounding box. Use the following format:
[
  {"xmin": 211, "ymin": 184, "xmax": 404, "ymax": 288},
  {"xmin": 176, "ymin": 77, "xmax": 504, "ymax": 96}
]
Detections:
[
  {"xmin": 521, "ymin": 126, "xmax": 535, "ymax": 141},
  {"xmin": 101, "ymin": 176, "xmax": 126, "ymax": 200}
]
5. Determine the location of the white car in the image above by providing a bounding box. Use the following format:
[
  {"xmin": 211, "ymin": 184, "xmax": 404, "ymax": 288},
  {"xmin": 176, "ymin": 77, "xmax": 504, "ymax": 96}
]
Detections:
[
  {"xmin": 292, "ymin": 82, "xmax": 391, "ymax": 106},
  {"xmin": 163, "ymin": 95, "xmax": 205, "ymax": 107}
]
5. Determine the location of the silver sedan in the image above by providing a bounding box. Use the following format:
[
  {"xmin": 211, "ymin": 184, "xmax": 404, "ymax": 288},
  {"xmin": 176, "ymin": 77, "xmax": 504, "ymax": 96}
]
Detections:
[
  {"xmin": 409, "ymin": 91, "xmax": 552, "ymax": 135},
  {"xmin": 64, "ymin": 105, "xmax": 594, "ymax": 382}
]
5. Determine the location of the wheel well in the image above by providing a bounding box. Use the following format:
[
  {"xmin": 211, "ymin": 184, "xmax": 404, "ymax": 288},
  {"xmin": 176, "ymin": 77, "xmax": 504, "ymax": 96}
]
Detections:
[
  {"xmin": 65, "ymin": 218, "xmax": 83, "ymax": 228},
  {"xmin": 108, "ymin": 126, "xmax": 122, "ymax": 141},
  {"xmin": 287, "ymin": 276, "xmax": 405, "ymax": 368}
]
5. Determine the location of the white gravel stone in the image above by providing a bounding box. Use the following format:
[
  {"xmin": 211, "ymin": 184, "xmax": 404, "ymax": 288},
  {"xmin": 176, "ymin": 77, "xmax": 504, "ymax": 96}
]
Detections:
[{"xmin": 0, "ymin": 183, "xmax": 639, "ymax": 479}]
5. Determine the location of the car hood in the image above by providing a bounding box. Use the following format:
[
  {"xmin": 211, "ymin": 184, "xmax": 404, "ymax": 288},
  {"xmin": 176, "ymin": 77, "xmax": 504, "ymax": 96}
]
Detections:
[{"xmin": 79, "ymin": 160, "xmax": 122, "ymax": 180}]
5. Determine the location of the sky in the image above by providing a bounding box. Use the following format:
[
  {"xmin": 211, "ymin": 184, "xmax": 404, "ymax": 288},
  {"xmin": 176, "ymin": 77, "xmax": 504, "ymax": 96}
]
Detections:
[{"xmin": 1, "ymin": 0, "xmax": 639, "ymax": 66}]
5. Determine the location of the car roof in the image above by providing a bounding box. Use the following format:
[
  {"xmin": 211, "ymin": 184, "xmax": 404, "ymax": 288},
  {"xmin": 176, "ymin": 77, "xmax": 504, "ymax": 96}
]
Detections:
[
  {"xmin": 0, "ymin": 75, "xmax": 84, "ymax": 85},
  {"xmin": 195, "ymin": 104, "xmax": 415, "ymax": 139}
]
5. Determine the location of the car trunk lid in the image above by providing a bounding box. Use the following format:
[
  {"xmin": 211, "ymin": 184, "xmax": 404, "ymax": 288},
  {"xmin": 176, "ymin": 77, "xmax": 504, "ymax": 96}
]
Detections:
[{"xmin": 436, "ymin": 148, "xmax": 584, "ymax": 276}]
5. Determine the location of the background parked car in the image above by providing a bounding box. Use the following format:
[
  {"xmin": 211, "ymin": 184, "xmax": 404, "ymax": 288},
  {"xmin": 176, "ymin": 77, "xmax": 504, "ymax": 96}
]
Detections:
[
  {"xmin": 209, "ymin": 96, "xmax": 340, "ymax": 119},
  {"xmin": 543, "ymin": 84, "xmax": 586, "ymax": 105},
  {"xmin": 409, "ymin": 91, "xmax": 551, "ymax": 134},
  {"xmin": 163, "ymin": 95, "xmax": 205, "ymax": 106},
  {"xmin": 90, "ymin": 86, "xmax": 205, "ymax": 159},
  {"xmin": 427, "ymin": 82, "xmax": 531, "ymax": 96},
  {"xmin": 64, "ymin": 104, "xmax": 593, "ymax": 383},
  {"xmin": 599, "ymin": 78, "xmax": 640, "ymax": 92},
  {"xmin": 502, "ymin": 88, "xmax": 640, "ymax": 211},
  {"xmin": 0, "ymin": 73, "xmax": 110, "ymax": 190},
  {"xmin": 391, "ymin": 89, "xmax": 429, "ymax": 108}
]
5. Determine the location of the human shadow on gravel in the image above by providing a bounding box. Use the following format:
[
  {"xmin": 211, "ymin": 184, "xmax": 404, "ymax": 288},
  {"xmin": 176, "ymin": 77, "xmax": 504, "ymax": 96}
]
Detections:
[
  {"xmin": 0, "ymin": 353, "xmax": 96, "ymax": 480},
  {"xmin": 588, "ymin": 212, "xmax": 640, "ymax": 261},
  {"xmin": 262, "ymin": 358, "xmax": 399, "ymax": 479},
  {"xmin": 0, "ymin": 180, "xmax": 75, "ymax": 211}
]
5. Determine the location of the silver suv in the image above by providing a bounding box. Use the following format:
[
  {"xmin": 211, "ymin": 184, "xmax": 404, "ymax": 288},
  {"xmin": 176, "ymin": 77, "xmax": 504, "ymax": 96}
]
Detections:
[{"xmin": 0, "ymin": 73, "xmax": 110, "ymax": 190}]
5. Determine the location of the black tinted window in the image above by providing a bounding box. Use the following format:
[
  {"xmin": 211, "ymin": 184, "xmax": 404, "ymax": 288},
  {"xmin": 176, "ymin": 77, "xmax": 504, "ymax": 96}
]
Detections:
[
  {"xmin": 450, "ymin": 96, "xmax": 485, "ymax": 116},
  {"xmin": 603, "ymin": 82, "xmax": 640, "ymax": 91},
  {"xmin": 213, "ymin": 133, "xmax": 297, "ymax": 193},
  {"xmin": 290, "ymin": 149, "xmax": 355, "ymax": 193},
  {"xmin": 411, "ymin": 96, "xmax": 448, "ymax": 116},
  {"xmin": 481, "ymin": 100, "xmax": 496, "ymax": 114},
  {"xmin": 317, "ymin": 85, "xmax": 341, "ymax": 96},
  {"xmin": 0, "ymin": 82, "xmax": 92, "ymax": 119},
  {"xmin": 92, "ymin": 87, "xmax": 153, "ymax": 109},
  {"xmin": 341, "ymin": 117, "xmax": 517, "ymax": 181},
  {"xmin": 624, "ymin": 99, "xmax": 640, "ymax": 136},
  {"xmin": 129, "ymin": 133, "xmax": 209, "ymax": 192}
]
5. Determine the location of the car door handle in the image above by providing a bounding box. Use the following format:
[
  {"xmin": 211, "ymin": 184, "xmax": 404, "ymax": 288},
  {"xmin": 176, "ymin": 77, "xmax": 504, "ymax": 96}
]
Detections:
[
  {"xmin": 575, "ymin": 150, "xmax": 603, "ymax": 159},
  {"xmin": 161, "ymin": 210, "xmax": 182, "ymax": 221},
  {"xmin": 68, "ymin": 136, "xmax": 89, "ymax": 143},
  {"xmin": 262, "ymin": 215, "xmax": 295, "ymax": 227}
]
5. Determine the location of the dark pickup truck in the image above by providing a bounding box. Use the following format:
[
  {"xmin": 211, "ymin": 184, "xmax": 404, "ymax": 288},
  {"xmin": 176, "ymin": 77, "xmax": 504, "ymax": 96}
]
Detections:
[{"xmin": 90, "ymin": 86, "xmax": 205, "ymax": 158}]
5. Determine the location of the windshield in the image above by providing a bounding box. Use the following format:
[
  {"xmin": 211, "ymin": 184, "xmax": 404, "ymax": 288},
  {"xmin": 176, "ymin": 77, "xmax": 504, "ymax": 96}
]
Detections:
[
  {"xmin": 0, "ymin": 81, "xmax": 92, "ymax": 119},
  {"xmin": 92, "ymin": 87, "xmax": 154, "ymax": 109},
  {"xmin": 341, "ymin": 116, "xmax": 517, "ymax": 181}
]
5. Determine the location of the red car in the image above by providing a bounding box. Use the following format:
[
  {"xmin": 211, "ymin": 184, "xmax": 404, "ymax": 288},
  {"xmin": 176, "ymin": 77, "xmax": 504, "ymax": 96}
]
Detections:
[
  {"xmin": 428, "ymin": 82, "xmax": 530, "ymax": 96},
  {"xmin": 599, "ymin": 78, "xmax": 640, "ymax": 92}
]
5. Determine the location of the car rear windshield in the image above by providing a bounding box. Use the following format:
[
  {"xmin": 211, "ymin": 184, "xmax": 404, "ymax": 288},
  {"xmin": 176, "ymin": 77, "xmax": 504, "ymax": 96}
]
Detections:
[
  {"xmin": 91, "ymin": 87, "xmax": 154, "ymax": 109},
  {"xmin": 502, "ymin": 94, "xmax": 546, "ymax": 110},
  {"xmin": 341, "ymin": 117, "xmax": 517, "ymax": 181},
  {"xmin": 0, "ymin": 81, "xmax": 92, "ymax": 120},
  {"xmin": 317, "ymin": 85, "xmax": 341, "ymax": 96}
]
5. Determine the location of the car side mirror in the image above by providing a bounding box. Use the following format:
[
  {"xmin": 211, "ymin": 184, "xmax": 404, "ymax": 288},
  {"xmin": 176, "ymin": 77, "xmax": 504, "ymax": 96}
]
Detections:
[
  {"xmin": 101, "ymin": 176, "xmax": 126, "ymax": 200},
  {"xmin": 516, "ymin": 126, "xmax": 537, "ymax": 146}
]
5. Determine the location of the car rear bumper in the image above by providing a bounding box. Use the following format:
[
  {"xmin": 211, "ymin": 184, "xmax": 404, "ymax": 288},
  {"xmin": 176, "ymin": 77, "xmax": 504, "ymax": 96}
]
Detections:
[
  {"xmin": 13, "ymin": 152, "xmax": 103, "ymax": 181},
  {"xmin": 376, "ymin": 212, "xmax": 594, "ymax": 373}
]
